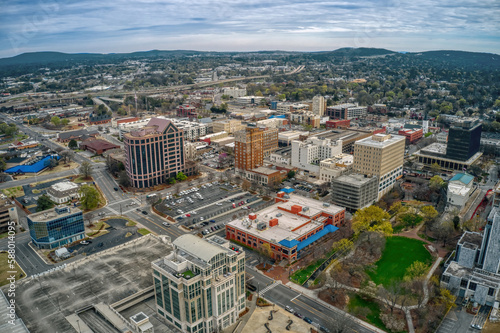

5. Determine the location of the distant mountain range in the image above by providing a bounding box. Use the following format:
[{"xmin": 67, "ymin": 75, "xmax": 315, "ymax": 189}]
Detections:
[{"xmin": 0, "ymin": 48, "xmax": 498, "ymax": 71}]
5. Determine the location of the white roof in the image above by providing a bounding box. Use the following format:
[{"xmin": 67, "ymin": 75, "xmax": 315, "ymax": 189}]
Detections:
[
  {"xmin": 173, "ymin": 234, "xmax": 225, "ymax": 263},
  {"xmin": 51, "ymin": 181, "xmax": 79, "ymax": 192}
]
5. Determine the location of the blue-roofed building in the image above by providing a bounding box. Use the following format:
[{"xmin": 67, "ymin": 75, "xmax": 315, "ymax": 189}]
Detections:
[
  {"xmin": 5, "ymin": 155, "xmax": 60, "ymax": 174},
  {"xmin": 226, "ymin": 192, "xmax": 345, "ymax": 263},
  {"xmin": 448, "ymin": 173, "xmax": 476, "ymax": 208}
]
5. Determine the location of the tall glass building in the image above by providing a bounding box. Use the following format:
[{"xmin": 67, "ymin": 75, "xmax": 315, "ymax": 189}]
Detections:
[
  {"xmin": 27, "ymin": 206, "xmax": 84, "ymax": 249},
  {"xmin": 152, "ymin": 234, "xmax": 245, "ymax": 333},
  {"xmin": 446, "ymin": 118, "xmax": 482, "ymax": 161}
]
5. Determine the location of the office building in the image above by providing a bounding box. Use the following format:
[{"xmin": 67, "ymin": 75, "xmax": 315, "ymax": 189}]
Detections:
[
  {"xmin": 447, "ymin": 173, "xmax": 476, "ymax": 209},
  {"xmin": 398, "ymin": 128, "xmax": 423, "ymax": 144},
  {"xmin": 234, "ymin": 127, "xmax": 278, "ymax": 172},
  {"xmin": 312, "ymin": 95, "xmax": 326, "ymax": 116},
  {"xmin": 27, "ymin": 206, "xmax": 84, "ymax": 249},
  {"xmin": 319, "ymin": 154, "xmax": 353, "ymax": 183},
  {"xmin": 446, "ymin": 118, "xmax": 482, "ymax": 161},
  {"xmin": 441, "ymin": 210, "xmax": 500, "ymax": 305},
  {"xmin": 331, "ymin": 174, "xmax": 379, "ymax": 211},
  {"xmin": 353, "ymin": 134, "xmax": 405, "ymax": 199},
  {"xmin": 291, "ymin": 137, "xmax": 343, "ymax": 174},
  {"xmin": 278, "ymin": 130, "xmax": 309, "ymax": 147},
  {"xmin": 222, "ymin": 87, "xmax": 246, "ymax": 98},
  {"xmin": 124, "ymin": 118, "xmax": 185, "ymax": 188},
  {"xmin": 212, "ymin": 120, "xmax": 246, "ymax": 135},
  {"xmin": 415, "ymin": 142, "xmax": 482, "ymax": 172},
  {"xmin": 276, "ymin": 102, "xmax": 310, "ymax": 114},
  {"xmin": 226, "ymin": 193, "xmax": 345, "ymax": 263},
  {"xmin": 262, "ymin": 128, "xmax": 278, "ymax": 157},
  {"xmin": 326, "ymin": 103, "xmax": 367, "ymax": 119},
  {"xmin": 289, "ymin": 112, "xmax": 321, "ymax": 128},
  {"xmin": 46, "ymin": 181, "xmax": 81, "ymax": 204},
  {"xmin": 0, "ymin": 195, "xmax": 18, "ymax": 234},
  {"xmin": 152, "ymin": 234, "xmax": 246, "ymax": 333}
]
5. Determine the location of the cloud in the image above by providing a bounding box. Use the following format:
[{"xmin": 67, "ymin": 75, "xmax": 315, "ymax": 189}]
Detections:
[{"xmin": 0, "ymin": 0, "xmax": 499, "ymax": 58}]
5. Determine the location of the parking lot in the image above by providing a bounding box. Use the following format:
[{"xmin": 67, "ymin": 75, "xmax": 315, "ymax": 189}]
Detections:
[
  {"xmin": 436, "ymin": 301, "xmax": 490, "ymax": 333},
  {"xmin": 155, "ymin": 181, "xmax": 272, "ymax": 235}
]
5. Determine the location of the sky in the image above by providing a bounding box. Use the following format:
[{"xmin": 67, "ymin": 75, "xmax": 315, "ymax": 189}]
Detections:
[{"xmin": 0, "ymin": 0, "xmax": 499, "ymax": 59}]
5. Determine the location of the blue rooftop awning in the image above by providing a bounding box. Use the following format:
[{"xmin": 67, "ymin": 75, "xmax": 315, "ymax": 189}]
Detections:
[
  {"xmin": 278, "ymin": 224, "xmax": 339, "ymax": 251},
  {"xmin": 280, "ymin": 187, "xmax": 295, "ymax": 194}
]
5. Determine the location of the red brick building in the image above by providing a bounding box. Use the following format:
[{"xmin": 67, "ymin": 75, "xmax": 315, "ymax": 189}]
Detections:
[
  {"xmin": 79, "ymin": 139, "xmax": 120, "ymax": 155},
  {"xmin": 325, "ymin": 119, "xmax": 351, "ymax": 129},
  {"xmin": 226, "ymin": 192, "xmax": 345, "ymax": 262},
  {"xmin": 398, "ymin": 128, "xmax": 423, "ymax": 144}
]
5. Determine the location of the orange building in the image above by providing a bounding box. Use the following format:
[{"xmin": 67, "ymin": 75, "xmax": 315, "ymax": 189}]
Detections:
[
  {"xmin": 235, "ymin": 128, "xmax": 264, "ymax": 171},
  {"xmin": 398, "ymin": 128, "xmax": 423, "ymax": 144}
]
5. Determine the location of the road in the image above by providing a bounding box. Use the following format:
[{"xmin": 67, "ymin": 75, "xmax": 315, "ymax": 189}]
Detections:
[
  {"xmin": 1, "ymin": 65, "xmax": 305, "ymax": 108},
  {"xmin": 248, "ymin": 266, "xmax": 375, "ymax": 333}
]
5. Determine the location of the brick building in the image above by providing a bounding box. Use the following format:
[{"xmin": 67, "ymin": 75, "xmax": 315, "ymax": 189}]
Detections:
[{"xmin": 398, "ymin": 128, "xmax": 423, "ymax": 144}]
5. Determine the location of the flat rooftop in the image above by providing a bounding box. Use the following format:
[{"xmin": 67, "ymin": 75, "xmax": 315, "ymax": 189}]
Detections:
[
  {"xmin": 333, "ymin": 173, "xmax": 377, "ymax": 186},
  {"xmin": 50, "ymin": 181, "xmax": 79, "ymax": 192},
  {"xmin": 420, "ymin": 142, "xmax": 447, "ymax": 155},
  {"xmin": 4, "ymin": 235, "xmax": 172, "ymax": 333},
  {"xmin": 355, "ymin": 133, "xmax": 405, "ymax": 148},
  {"xmin": 316, "ymin": 129, "xmax": 371, "ymax": 143},
  {"xmin": 28, "ymin": 206, "xmax": 81, "ymax": 222},
  {"xmin": 228, "ymin": 193, "xmax": 343, "ymax": 243}
]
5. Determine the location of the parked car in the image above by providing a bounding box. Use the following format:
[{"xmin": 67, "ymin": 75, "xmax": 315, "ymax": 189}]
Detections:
[
  {"xmin": 162, "ymin": 222, "xmax": 170, "ymax": 227},
  {"xmin": 80, "ymin": 240, "xmax": 90, "ymax": 245},
  {"xmin": 142, "ymin": 211, "xmax": 148, "ymax": 215},
  {"xmin": 285, "ymin": 306, "xmax": 294, "ymax": 313},
  {"xmin": 303, "ymin": 317, "xmax": 313, "ymax": 324},
  {"xmin": 294, "ymin": 312, "xmax": 303, "ymax": 319},
  {"xmin": 114, "ymin": 187, "xmax": 118, "ymax": 191},
  {"xmin": 210, "ymin": 220, "xmax": 216, "ymax": 223}
]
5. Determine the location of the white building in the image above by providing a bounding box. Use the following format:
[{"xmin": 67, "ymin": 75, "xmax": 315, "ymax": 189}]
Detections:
[
  {"xmin": 278, "ymin": 130, "xmax": 309, "ymax": 146},
  {"xmin": 46, "ymin": 181, "xmax": 81, "ymax": 204},
  {"xmin": 236, "ymin": 96, "xmax": 265, "ymax": 105},
  {"xmin": 269, "ymin": 147, "xmax": 292, "ymax": 166},
  {"xmin": 327, "ymin": 103, "xmax": 367, "ymax": 119},
  {"xmin": 319, "ymin": 154, "xmax": 353, "ymax": 183},
  {"xmin": 447, "ymin": 173, "xmax": 475, "ymax": 208},
  {"xmin": 291, "ymin": 137, "xmax": 343, "ymax": 174},
  {"xmin": 276, "ymin": 102, "xmax": 310, "ymax": 114},
  {"xmin": 152, "ymin": 234, "xmax": 246, "ymax": 333},
  {"xmin": 117, "ymin": 117, "xmax": 207, "ymax": 140},
  {"xmin": 312, "ymin": 95, "xmax": 326, "ymax": 116},
  {"xmin": 222, "ymin": 87, "xmax": 246, "ymax": 98}
]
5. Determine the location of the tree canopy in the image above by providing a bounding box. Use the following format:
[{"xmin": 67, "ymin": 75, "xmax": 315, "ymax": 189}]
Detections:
[
  {"xmin": 352, "ymin": 205, "xmax": 393, "ymax": 236},
  {"xmin": 37, "ymin": 195, "xmax": 54, "ymax": 211},
  {"xmin": 79, "ymin": 184, "xmax": 101, "ymax": 210}
]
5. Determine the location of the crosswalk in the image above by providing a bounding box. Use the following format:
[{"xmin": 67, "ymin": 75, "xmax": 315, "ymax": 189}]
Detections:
[{"xmin": 260, "ymin": 282, "xmax": 278, "ymax": 294}]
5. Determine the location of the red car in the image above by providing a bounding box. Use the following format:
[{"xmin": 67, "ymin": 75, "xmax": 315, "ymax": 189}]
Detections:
[{"xmin": 186, "ymin": 214, "xmax": 191, "ymax": 217}]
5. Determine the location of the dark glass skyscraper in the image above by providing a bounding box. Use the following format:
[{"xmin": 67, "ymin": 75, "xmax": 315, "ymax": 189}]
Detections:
[{"xmin": 446, "ymin": 118, "xmax": 482, "ymax": 161}]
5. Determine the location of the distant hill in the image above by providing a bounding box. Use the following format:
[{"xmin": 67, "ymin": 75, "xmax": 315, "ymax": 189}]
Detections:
[
  {"xmin": 309, "ymin": 47, "xmax": 396, "ymax": 60},
  {"xmin": 409, "ymin": 50, "xmax": 500, "ymax": 69}
]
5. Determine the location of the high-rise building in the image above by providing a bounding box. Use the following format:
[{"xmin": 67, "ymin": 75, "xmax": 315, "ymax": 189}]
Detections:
[
  {"xmin": 446, "ymin": 118, "xmax": 482, "ymax": 161},
  {"xmin": 152, "ymin": 234, "xmax": 246, "ymax": 333},
  {"xmin": 291, "ymin": 137, "xmax": 343, "ymax": 174},
  {"xmin": 124, "ymin": 117, "xmax": 185, "ymax": 188},
  {"xmin": 331, "ymin": 174, "xmax": 379, "ymax": 211},
  {"xmin": 0, "ymin": 195, "xmax": 18, "ymax": 234},
  {"xmin": 353, "ymin": 134, "xmax": 405, "ymax": 199},
  {"xmin": 312, "ymin": 95, "xmax": 326, "ymax": 116},
  {"xmin": 441, "ymin": 210, "xmax": 500, "ymax": 305},
  {"xmin": 27, "ymin": 206, "xmax": 84, "ymax": 249},
  {"xmin": 235, "ymin": 128, "xmax": 263, "ymax": 172},
  {"xmin": 262, "ymin": 128, "xmax": 278, "ymax": 157}
]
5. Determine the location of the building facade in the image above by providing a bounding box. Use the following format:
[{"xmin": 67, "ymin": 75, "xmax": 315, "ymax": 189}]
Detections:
[
  {"xmin": 398, "ymin": 128, "xmax": 423, "ymax": 144},
  {"xmin": 27, "ymin": 206, "xmax": 84, "ymax": 249},
  {"xmin": 446, "ymin": 118, "xmax": 482, "ymax": 161},
  {"xmin": 326, "ymin": 103, "xmax": 367, "ymax": 120},
  {"xmin": 312, "ymin": 95, "xmax": 326, "ymax": 116},
  {"xmin": 234, "ymin": 128, "xmax": 263, "ymax": 172},
  {"xmin": 447, "ymin": 173, "xmax": 476, "ymax": 208},
  {"xmin": 262, "ymin": 128, "xmax": 278, "ymax": 157},
  {"xmin": 124, "ymin": 118, "xmax": 185, "ymax": 188},
  {"xmin": 152, "ymin": 234, "xmax": 246, "ymax": 333},
  {"xmin": 353, "ymin": 134, "xmax": 405, "ymax": 199},
  {"xmin": 226, "ymin": 193, "xmax": 344, "ymax": 263},
  {"xmin": 212, "ymin": 120, "xmax": 246, "ymax": 135},
  {"xmin": 46, "ymin": 181, "xmax": 81, "ymax": 204},
  {"xmin": 318, "ymin": 154, "xmax": 353, "ymax": 183},
  {"xmin": 291, "ymin": 137, "xmax": 343, "ymax": 174},
  {"xmin": 331, "ymin": 174, "xmax": 379, "ymax": 211},
  {"xmin": 441, "ymin": 211, "xmax": 500, "ymax": 306},
  {"xmin": 0, "ymin": 195, "xmax": 18, "ymax": 234}
]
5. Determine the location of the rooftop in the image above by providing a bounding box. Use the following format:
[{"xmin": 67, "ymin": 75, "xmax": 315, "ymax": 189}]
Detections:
[
  {"xmin": 228, "ymin": 193, "xmax": 343, "ymax": 244},
  {"xmin": 81, "ymin": 139, "xmax": 120, "ymax": 151},
  {"xmin": 50, "ymin": 181, "xmax": 79, "ymax": 192},
  {"xmin": 173, "ymin": 234, "xmax": 226, "ymax": 263},
  {"xmin": 450, "ymin": 173, "xmax": 474, "ymax": 185},
  {"xmin": 355, "ymin": 133, "xmax": 405, "ymax": 148},
  {"xmin": 251, "ymin": 166, "xmax": 283, "ymax": 175},
  {"xmin": 28, "ymin": 206, "xmax": 81, "ymax": 222},
  {"xmin": 458, "ymin": 231, "xmax": 483, "ymax": 248},
  {"xmin": 333, "ymin": 173, "xmax": 378, "ymax": 186},
  {"xmin": 420, "ymin": 142, "xmax": 448, "ymax": 155}
]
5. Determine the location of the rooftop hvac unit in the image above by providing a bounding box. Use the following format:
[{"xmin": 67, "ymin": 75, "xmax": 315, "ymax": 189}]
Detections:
[
  {"xmin": 276, "ymin": 213, "xmax": 283, "ymax": 217},
  {"xmin": 323, "ymin": 203, "xmax": 330, "ymax": 207},
  {"xmin": 283, "ymin": 195, "xmax": 290, "ymax": 199},
  {"xmin": 257, "ymin": 222, "xmax": 267, "ymax": 230},
  {"xmin": 302, "ymin": 206, "xmax": 309, "ymax": 212}
]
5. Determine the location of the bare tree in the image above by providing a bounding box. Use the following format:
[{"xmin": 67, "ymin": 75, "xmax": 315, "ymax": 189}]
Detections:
[
  {"xmin": 378, "ymin": 282, "xmax": 403, "ymax": 315},
  {"xmin": 60, "ymin": 150, "xmax": 74, "ymax": 164},
  {"xmin": 85, "ymin": 212, "xmax": 94, "ymax": 226},
  {"xmin": 174, "ymin": 182, "xmax": 182, "ymax": 194},
  {"xmin": 79, "ymin": 161, "xmax": 92, "ymax": 179}
]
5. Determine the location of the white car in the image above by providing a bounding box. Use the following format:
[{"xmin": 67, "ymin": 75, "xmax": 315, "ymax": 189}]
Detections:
[
  {"xmin": 162, "ymin": 222, "xmax": 170, "ymax": 227},
  {"xmin": 216, "ymin": 203, "xmax": 222, "ymax": 206},
  {"xmin": 200, "ymin": 217, "xmax": 204, "ymax": 221}
]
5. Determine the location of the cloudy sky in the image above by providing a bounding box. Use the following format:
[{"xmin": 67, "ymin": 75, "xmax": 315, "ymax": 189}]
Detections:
[{"xmin": 0, "ymin": 0, "xmax": 499, "ymax": 58}]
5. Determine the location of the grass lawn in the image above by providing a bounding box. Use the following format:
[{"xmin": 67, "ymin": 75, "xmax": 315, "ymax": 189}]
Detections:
[
  {"xmin": 0, "ymin": 252, "xmax": 24, "ymax": 287},
  {"xmin": 368, "ymin": 236, "xmax": 432, "ymax": 286},
  {"xmin": 2, "ymin": 186, "xmax": 25, "ymax": 198},
  {"xmin": 290, "ymin": 259, "xmax": 325, "ymax": 285},
  {"xmin": 138, "ymin": 228, "xmax": 151, "ymax": 236},
  {"xmin": 126, "ymin": 221, "xmax": 137, "ymax": 227},
  {"xmin": 347, "ymin": 293, "xmax": 386, "ymax": 330},
  {"xmin": 87, "ymin": 221, "xmax": 110, "ymax": 237}
]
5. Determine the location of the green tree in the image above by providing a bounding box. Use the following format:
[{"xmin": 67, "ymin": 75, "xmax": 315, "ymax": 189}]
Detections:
[
  {"xmin": 79, "ymin": 184, "xmax": 101, "ymax": 210},
  {"xmin": 453, "ymin": 215, "xmax": 460, "ymax": 230},
  {"xmin": 287, "ymin": 170, "xmax": 295, "ymax": 179},
  {"xmin": 176, "ymin": 172, "xmax": 187, "ymax": 182},
  {"xmin": 118, "ymin": 170, "xmax": 131, "ymax": 187},
  {"xmin": 429, "ymin": 175, "xmax": 445, "ymax": 191},
  {"xmin": 430, "ymin": 162, "xmax": 441, "ymax": 175},
  {"xmin": 352, "ymin": 205, "xmax": 393, "ymax": 236},
  {"xmin": 79, "ymin": 161, "xmax": 92, "ymax": 179},
  {"xmin": 61, "ymin": 118, "xmax": 70, "ymax": 126},
  {"xmin": 51, "ymin": 116, "xmax": 61, "ymax": 127},
  {"xmin": 421, "ymin": 205, "xmax": 438, "ymax": 223},
  {"xmin": 404, "ymin": 261, "xmax": 428, "ymax": 281},
  {"xmin": 37, "ymin": 195, "xmax": 55, "ymax": 211},
  {"xmin": 0, "ymin": 158, "xmax": 6, "ymax": 172},
  {"xmin": 68, "ymin": 139, "xmax": 78, "ymax": 149}
]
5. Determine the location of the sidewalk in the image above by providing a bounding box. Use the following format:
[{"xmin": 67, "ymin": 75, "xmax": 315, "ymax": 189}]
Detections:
[{"xmin": 224, "ymin": 294, "xmax": 257, "ymax": 333}]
